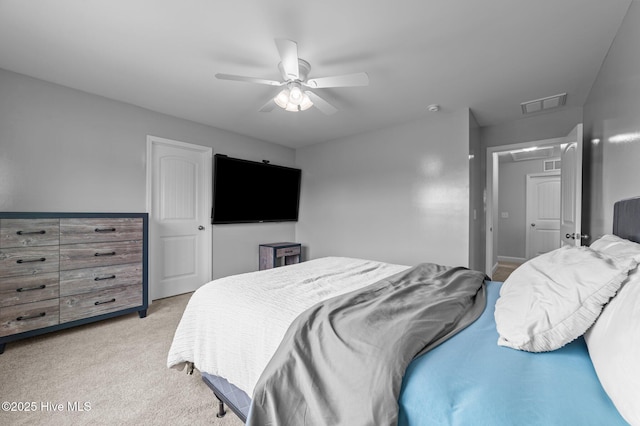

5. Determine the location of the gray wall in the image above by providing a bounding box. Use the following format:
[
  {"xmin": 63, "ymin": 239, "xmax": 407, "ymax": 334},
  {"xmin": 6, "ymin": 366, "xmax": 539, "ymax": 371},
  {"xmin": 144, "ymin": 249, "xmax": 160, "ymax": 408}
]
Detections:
[
  {"xmin": 295, "ymin": 109, "xmax": 471, "ymax": 268},
  {"xmin": 0, "ymin": 68, "xmax": 296, "ymax": 281},
  {"xmin": 583, "ymin": 0, "xmax": 640, "ymax": 240}
]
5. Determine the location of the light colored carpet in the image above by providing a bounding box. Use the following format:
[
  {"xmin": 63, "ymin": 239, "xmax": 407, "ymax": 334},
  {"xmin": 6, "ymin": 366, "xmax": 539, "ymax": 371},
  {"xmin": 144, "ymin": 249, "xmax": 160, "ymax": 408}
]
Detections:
[{"xmin": 0, "ymin": 293, "xmax": 245, "ymax": 426}]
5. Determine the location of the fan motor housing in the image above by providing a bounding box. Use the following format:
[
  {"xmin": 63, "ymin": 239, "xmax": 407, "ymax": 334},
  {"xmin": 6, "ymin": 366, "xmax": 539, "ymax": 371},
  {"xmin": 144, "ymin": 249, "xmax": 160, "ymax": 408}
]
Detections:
[{"xmin": 279, "ymin": 59, "xmax": 311, "ymax": 82}]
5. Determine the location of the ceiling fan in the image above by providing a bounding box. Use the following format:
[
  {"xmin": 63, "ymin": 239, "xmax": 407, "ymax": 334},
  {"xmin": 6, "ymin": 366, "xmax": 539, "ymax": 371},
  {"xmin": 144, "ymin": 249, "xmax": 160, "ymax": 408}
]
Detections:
[{"xmin": 215, "ymin": 39, "xmax": 369, "ymax": 115}]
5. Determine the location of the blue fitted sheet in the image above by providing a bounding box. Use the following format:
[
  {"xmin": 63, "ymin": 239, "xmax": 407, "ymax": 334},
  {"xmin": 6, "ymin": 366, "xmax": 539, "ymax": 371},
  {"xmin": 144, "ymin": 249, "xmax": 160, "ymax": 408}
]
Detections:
[{"xmin": 398, "ymin": 281, "xmax": 627, "ymax": 426}]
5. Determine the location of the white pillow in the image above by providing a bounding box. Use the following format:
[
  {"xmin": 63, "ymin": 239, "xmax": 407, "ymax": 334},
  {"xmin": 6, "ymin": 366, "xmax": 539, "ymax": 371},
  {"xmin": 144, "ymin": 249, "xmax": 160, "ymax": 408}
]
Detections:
[
  {"xmin": 494, "ymin": 245, "xmax": 636, "ymax": 352},
  {"xmin": 590, "ymin": 234, "xmax": 640, "ymax": 262},
  {"xmin": 586, "ymin": 236, "xmax": 640, "ymax": 426}
]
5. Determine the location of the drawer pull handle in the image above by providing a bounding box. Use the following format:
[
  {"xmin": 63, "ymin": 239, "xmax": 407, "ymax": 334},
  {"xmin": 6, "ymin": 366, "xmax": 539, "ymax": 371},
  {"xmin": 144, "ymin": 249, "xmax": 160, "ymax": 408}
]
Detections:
[
  {"xmin": 16, "ymin": 285, "xmax": 47, "ymax": 292},
  {"xmin": 16, "ymin": 312, "xmax": 46, "ymax": 321},
  {"xmin": 94, "ymin": 251, "xmax": 116, "ymax": 257},
  {"xmin": 95, "ymin": 227, "xmax": 116, "ymax": 233},
  {"xmin": 94, "ymin": 275, "xmax": 116, "ymax": 281},
  {"xmin": 16, "ymin": 230, "xmax": 46, "ymax": 235},
  {"xmin": 94, "ymin": 298, "xmax": 116, "ymax": 306},
  {"xmin": 16, "ymin": 257, "xmax": 46, "ymax": 264}
]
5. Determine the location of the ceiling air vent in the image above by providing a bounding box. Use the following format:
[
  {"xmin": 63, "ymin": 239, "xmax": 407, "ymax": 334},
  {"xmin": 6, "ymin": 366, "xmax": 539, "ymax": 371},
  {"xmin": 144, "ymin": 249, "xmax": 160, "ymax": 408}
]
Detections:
[{"xmin": 521, "ymin": 93, "xmax": 567, "ymax": 115}]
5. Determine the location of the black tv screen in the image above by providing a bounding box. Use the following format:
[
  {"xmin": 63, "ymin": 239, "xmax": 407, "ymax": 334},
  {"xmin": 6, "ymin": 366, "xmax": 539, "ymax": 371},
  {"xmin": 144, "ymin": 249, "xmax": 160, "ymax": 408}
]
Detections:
[{"xmin": 212, "ymin": 154, "xmax": 302, "ymax": 224}]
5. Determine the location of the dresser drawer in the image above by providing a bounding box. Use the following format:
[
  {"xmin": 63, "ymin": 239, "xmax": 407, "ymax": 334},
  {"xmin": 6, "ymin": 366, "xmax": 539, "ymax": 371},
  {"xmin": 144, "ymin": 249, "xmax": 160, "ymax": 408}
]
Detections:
[
  {"xmin": 60, "ymin": 263, "xmax": 142, "ymax": 296},
  {"xmin": 59, "ymin": 284, "xmax": 142, "ymax": 323},
  {"xmin": 0, "ymin": 273, "xmax": 59, "ymax": 307},
  {"xmin": 0, "ymin": 299, "xmax": 59, "ymax": 337},
  {"xmin": 0, "ymin": 246, "xmax": 60, "ymax": 278},
  {"xmin": 60, "ymin": 241, "xmax": 143, "ymax": 271},
  {"xmin": 60, "ymin": 218, "xmax": 142, "ymax": 244},
  {"xmin": 1, "ymin": 219, "xmax": 60, "ymax": 248},
  {"xmin": 276, "ymin": 245, "xmax": 301, "ymax": 257}
]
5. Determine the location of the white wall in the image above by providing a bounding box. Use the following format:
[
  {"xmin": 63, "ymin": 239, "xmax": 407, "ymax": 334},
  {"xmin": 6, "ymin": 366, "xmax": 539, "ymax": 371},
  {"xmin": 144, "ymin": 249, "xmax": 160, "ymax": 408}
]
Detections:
[
  {"xmin": 0, "ymin": 68, "xmax": 295, "ymax": 280},
  {"xmin": 295, "ymin": 109, "xmax": 470, "ymax": 268},
  {"xmin": 583, "ymin": 0, "xmax": 640, "ymax": 239}
]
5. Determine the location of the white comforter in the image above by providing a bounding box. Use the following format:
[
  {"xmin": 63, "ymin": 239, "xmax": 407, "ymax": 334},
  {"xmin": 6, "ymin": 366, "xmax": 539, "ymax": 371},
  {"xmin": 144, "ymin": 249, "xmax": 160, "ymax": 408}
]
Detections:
[{"xmin": 167, "ymin": 257, "xmax": 409, "ymax": 395}]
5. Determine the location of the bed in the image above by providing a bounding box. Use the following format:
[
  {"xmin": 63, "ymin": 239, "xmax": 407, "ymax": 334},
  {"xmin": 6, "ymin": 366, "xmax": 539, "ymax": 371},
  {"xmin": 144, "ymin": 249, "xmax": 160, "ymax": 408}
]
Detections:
[{"xmin": 168, "ymin": 197, "xmax": 640, "ymax": 425}]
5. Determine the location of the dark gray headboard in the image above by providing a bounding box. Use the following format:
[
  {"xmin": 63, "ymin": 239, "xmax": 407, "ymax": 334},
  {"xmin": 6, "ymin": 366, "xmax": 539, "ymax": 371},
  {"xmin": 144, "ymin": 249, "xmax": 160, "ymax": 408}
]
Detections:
[{"xmin": 613, "ymin": 197, "xmax": 640, "ymax": 243}]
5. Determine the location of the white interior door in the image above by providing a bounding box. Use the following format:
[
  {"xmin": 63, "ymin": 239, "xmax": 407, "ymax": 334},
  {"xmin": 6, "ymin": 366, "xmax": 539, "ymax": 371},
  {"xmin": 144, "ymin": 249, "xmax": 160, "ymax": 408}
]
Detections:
[
  {"xmin": 560, "ymin": 124, "xmax": 583, "ymax": 247},
  {"xmin": 147, "ymin": 136, "xmax": 212, "ymax": 300},
  {"xmin": 526, "ymin": 173, "xmax": 561, "ymax": 259}
]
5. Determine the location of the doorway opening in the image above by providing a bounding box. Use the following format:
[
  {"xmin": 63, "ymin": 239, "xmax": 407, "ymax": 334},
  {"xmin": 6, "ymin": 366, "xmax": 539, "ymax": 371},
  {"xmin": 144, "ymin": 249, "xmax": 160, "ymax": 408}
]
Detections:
[{"xmin": 485, "ymin": 137, "xmax": 564, "ymax": 277}]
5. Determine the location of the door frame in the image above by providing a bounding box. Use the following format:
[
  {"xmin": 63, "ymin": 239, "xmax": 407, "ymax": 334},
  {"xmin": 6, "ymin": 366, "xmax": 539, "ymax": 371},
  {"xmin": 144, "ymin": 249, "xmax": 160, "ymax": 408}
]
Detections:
[
  {"xmin": 145, "ymin": 135, "xmax": 212, "ymax": 300},
  {"xmin": 485, "ymin": 137, "xmax": 563, "ymax": 275},
  {"xmin": 525, "ymin": 171, "xmax": 560, "ymax": 259}
]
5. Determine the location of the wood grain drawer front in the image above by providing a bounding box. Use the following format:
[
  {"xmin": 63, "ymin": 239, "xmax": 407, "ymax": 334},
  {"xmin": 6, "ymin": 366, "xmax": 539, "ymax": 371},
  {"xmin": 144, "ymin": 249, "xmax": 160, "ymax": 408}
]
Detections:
[
  {"xmin": 0, "ymin": 246, "xmax": 60, "ymax": 278},
  {"xmin": 60, "ymin": 241, "xmax": 142, "ymax": 271},
  {"xmin": 60, "ymin": 263, "xmax": 142, "ymax": 296},
  {"xmin": 0, "ymin": 298, "xmax": 59, "ymax": 337},
  {"xmin": 1, "ymin": 219, "xmax": 60, "ymax": 248},
  {"xmin": 59, "ymin": 284, "xmax": 142, "ymax": 323},
  {"xmin": 0, "ymin": 273, "xmax": 59, "ymax": 308},
  {"xmin": 60, "ymin": 218, "xmax": 142, "ymax": 244},
  {"xmin": 276, "ymin": 246, "xmax": 301, "ymax": 257}
]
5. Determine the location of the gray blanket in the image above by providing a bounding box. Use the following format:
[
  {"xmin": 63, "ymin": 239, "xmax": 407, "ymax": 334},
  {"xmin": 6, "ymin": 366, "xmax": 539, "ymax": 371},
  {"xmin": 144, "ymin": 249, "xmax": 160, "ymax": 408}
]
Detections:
[{"xmin": 247, "ymin": 263, "xmax": 487, "ymax": 426}]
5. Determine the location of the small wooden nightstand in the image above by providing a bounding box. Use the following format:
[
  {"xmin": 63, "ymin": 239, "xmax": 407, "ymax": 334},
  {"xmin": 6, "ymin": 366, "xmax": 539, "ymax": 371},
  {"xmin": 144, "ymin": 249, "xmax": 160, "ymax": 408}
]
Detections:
[{"xmin": 259, "ymin": 242, "xmax": 302, "ymax": 270}]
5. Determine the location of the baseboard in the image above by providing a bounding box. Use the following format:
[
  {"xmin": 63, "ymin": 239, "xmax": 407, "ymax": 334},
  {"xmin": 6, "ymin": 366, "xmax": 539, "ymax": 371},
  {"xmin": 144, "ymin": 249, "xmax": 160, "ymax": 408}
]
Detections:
[{"xmin": 497, "ymin": 256, "xmax": 526, "ymax": 265}]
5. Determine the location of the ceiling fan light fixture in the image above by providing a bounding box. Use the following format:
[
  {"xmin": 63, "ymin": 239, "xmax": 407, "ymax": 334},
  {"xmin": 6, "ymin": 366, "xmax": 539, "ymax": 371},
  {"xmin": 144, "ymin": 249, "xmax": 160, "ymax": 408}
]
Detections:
[
  {"xmin": 285, "ymin": 103, "xmax": 299, "ymax": 112},
  {"xmin": 299, "ymin": 93, "xmax": 313, "ymax": 111},
  {"xmin": 289, "ymin": 84, "xmax": 303, "ymax": 105},
  {"xmin": 274, "ymin": 89, "xmax": 290, "ymax": 108},
  {"xmin": 273, "ymin": 84, "xmax": 313, "ymax": 112}
]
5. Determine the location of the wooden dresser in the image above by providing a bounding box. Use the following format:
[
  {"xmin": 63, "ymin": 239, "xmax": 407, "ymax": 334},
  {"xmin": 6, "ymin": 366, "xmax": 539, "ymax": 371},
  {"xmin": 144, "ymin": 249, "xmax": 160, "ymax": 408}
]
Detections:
[{"xmin": 0, "ymin": 213, "xmax": 148, "ymax": 354}]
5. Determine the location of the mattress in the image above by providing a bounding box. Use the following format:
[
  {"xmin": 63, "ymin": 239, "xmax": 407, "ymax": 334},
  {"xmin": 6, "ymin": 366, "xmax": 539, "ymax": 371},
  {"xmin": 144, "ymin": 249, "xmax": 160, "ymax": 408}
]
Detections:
[
  {"xmin": 398, "ymin": 280, "xmax": 627, "ymax": 425},
  {"xmin": 172, "ymin": 264, "xmax": 626, "ymax": 424},
  {"xmin": 202, "ymin": 280, "xmax": 626, "ymax": 424}
]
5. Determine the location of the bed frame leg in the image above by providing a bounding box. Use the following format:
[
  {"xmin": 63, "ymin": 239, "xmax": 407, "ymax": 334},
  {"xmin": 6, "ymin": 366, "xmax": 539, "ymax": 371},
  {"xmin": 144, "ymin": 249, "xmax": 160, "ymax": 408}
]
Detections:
[
  {"xmin": 187, "ymin": 362, "xmax": 194, "ymax": 375},
  {"xmin": 215, "ymin": 395, "xmax": 226, "ymax": 418}
]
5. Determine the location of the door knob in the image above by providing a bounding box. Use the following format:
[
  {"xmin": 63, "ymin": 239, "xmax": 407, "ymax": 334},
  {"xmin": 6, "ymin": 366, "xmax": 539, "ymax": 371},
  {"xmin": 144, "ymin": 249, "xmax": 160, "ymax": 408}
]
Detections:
[
  {"xmin": 530, "ymin": 223, "xmax": 536, "ymax": 227},
  {"xmin": 565, "ymin": 233, "xmax": 575, "ymax": 239},
  {"xmin": 198, "ymin": 225, "xmax": 205, "ymax": 231}
]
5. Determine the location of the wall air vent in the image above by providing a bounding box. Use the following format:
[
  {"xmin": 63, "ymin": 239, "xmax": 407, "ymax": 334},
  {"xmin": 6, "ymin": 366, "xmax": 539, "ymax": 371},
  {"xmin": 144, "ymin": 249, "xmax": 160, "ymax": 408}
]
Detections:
[
  {"xmin": 543, "ymin": 158, "xmax": 562, "ymax": 171},
  {"xmin": 521, "ymin": 93, "xmax": 567, "ymax": 114}
]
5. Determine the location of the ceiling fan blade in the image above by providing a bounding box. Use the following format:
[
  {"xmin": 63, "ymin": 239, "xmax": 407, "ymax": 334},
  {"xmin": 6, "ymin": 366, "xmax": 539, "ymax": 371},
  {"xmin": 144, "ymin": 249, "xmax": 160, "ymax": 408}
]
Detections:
[
  {"xmin": 275, "ymin": 38, "xmax": 299, "ymax": 80},
  {"xmin": 215, "ymin": 73, "xmax": 283, "ymax": 86},
  {"xmin": 304, "ymin": 72, "xmax": 369, "ymax": 88},
  {"xmin": 258, "ymin": 98, "xmax": 276, "ymax": 112},
  {"xmin": 305, "ymin": 91, "xmax": 337, "ymax": 115}
]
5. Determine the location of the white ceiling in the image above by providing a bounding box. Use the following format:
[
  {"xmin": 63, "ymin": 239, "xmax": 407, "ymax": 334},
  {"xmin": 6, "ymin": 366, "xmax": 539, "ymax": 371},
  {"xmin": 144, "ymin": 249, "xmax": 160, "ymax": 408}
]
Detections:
[{"xmin": 0, "ymin": 0, "xmax": 632, "ymax": 148}]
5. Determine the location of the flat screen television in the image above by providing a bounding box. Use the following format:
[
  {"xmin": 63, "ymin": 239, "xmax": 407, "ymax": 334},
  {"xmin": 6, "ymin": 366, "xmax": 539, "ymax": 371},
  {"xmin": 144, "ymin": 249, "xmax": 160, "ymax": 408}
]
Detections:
[{"xmin": 212, "ymin": 154, "xmax": 302, "ymax": 224}]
